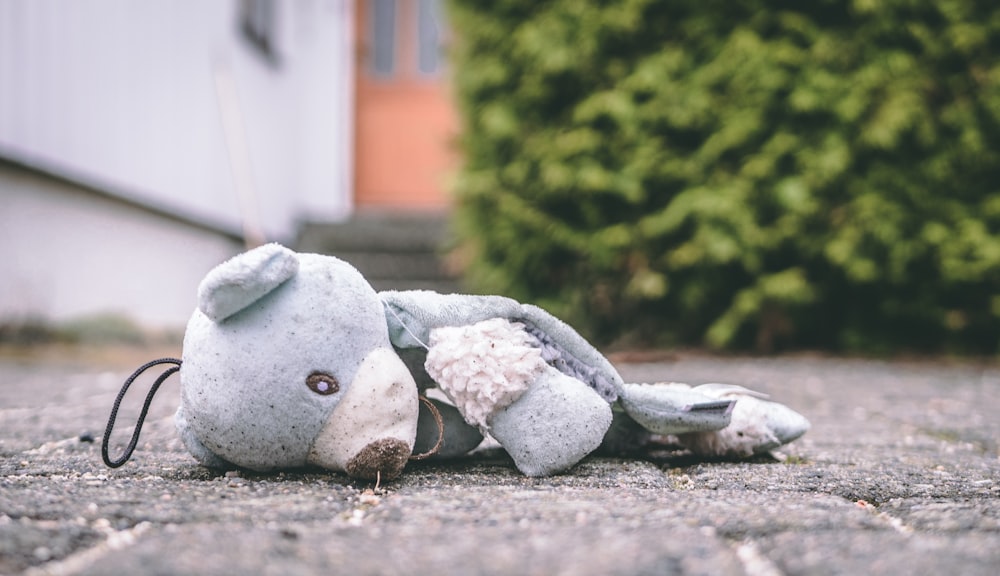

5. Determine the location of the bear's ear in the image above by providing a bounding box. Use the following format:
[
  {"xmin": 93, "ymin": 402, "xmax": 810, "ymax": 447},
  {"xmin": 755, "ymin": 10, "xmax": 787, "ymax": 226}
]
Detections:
[{"xmin": 197, "ymin": 243, "xmax": 299, "ymax": 322}]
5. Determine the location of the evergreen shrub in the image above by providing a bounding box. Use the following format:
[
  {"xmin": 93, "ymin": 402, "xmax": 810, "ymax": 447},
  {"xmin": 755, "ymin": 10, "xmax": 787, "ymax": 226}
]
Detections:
[{"xmin": 448, "ymin": 0, "xmax": 1000, "ymax": 352}]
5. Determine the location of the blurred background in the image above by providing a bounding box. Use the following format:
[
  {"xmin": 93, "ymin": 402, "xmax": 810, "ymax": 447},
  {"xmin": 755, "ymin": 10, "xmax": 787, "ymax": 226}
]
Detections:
[
  {"xmin": 2, "ymin": 0, "xmax": 999, "ymax": 354},
  {"xmin": 0, "ymin": 0, "xmax": 458, "ymax": 345}
]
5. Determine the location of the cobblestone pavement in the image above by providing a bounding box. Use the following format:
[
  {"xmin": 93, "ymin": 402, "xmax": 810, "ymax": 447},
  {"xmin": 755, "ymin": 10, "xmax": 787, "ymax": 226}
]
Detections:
[{"xmin": 1, "ymin": 346, "xmax": 998, "ymax": 575}]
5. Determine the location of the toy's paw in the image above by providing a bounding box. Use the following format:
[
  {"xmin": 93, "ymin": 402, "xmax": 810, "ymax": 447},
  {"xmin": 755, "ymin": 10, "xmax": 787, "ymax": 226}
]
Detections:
[
  {"xmin": 422, "ymin": 317, "xmax": 613, "ymax": 476},
  {"xmin": 488, "ymin": 366, "xmax": 612, "ymax": 477},
  {"xmin": 677, "ymin": 384, "xmax": 810, "ymax": 457},
  {"xmin": 619, "ymin": 382, "xmax": 735, "ymax": 435},
  {"xmin": 424, "ymin": 318, "xmax": 547, "ymax": 428}
]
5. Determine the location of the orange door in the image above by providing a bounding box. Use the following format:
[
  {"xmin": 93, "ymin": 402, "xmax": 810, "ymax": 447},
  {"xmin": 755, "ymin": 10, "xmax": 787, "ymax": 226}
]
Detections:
[{"xmin": 354, "ymin": 0, "xmax": 458, "ymax": 211}]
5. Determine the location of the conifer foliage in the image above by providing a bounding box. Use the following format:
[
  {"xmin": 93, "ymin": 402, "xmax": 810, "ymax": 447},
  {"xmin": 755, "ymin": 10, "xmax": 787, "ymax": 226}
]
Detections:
[{"xmin": 447, "ymin": 0, "xmax": 1000, "ymax": 352}]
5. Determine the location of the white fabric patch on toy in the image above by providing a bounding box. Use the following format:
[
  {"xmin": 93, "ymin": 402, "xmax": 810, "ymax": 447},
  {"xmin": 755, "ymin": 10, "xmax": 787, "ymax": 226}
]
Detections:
[
  {"xmin": 679, "ymin": 397, "xmax": 779, "ymax": 457},
  {"xmin": 676, "ymin": 383, "xmax": 810, "ymax": 457},
  {"xmin": 424, "ymin": 318, "xmax": 548, "ymax": 429}
]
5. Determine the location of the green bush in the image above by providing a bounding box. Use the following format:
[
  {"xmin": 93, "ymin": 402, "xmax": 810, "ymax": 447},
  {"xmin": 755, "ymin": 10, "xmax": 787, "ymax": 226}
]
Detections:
[{"xmin": 448, "ymin": 0, "xmax": 1000, "ymax": 353}]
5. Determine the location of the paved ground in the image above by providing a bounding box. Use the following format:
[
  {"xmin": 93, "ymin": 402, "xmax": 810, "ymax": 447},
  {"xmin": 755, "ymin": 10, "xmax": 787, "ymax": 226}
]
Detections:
[{"xmin": 1, "ymin": 345, "xmax": 998, "ymax": 575}]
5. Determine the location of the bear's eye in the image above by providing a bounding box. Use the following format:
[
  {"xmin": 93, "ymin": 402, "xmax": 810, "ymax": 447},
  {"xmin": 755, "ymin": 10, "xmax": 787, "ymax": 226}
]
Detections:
[{"xmin": 306, "ymin": 372, "xmax": 339, "ymax": 395}]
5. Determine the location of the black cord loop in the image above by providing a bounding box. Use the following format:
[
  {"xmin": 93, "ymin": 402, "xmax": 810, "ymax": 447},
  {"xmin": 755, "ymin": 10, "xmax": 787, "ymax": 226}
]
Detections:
[{"xmin": 102, "ymin": 358, "xmax": 181, "ymax": 468}]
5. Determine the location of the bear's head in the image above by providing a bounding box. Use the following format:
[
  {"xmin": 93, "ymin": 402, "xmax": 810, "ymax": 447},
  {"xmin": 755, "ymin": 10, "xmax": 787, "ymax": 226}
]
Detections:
[{"xmin": 177, "ymin": 244, "xmax": 418, "ymax": 480}]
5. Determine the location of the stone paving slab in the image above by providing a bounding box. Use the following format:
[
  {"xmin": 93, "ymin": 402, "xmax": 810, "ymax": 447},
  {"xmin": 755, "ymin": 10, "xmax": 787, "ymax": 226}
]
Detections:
[{"xmin": 1, "ymin": 347, "xmax": 998, "ymax": 575}]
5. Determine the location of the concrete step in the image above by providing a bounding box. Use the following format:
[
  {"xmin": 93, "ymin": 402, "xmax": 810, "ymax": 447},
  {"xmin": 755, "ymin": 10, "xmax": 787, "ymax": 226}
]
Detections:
[{"xmin": 295, "ymin": 213, "xmax": 463, "ymax": 294}]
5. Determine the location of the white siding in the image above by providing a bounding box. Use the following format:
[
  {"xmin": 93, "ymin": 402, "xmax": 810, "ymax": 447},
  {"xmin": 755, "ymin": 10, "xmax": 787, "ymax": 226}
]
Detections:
[
  {"xmin": 0, "ymin": 162, "xmax": 242, "ymax": 328},
  {"xmin": 0, "ymin": 0, "xmax": 355, "ymax": 241}
]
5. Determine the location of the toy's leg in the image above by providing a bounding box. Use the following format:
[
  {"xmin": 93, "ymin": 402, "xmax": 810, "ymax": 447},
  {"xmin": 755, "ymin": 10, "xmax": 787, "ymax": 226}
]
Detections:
[
  {"xmin": 619, "ymin": 382, "xmax": 735, "ymax": 435},
  {"xmin": 488, "ymin": 365, "xmax": 612, "ymax": 477},
  {"xmin": 676, "ymin": 385, "xmax": 810, "ymax": 457},
  {"xmin": 612, "ymin": 382, "xmax": 810, "ymax": 458},
  {"xmin": 600, "ymin": 383, "xmax": 733, "ymax": 455}
]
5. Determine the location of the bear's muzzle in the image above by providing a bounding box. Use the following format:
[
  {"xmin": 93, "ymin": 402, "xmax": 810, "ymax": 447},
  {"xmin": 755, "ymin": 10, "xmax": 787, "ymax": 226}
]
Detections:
[{"xmin": 306, "ymin": 347, "xmax": 419, "ymax": 479}]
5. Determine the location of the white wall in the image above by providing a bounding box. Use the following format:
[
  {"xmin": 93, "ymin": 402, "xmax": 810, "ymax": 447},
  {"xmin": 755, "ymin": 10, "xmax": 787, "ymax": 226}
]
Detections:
[
  {"xmin": 0, "ymin": 161, "xmax": 242, "ymax": 328},
  {"xmin": 0, "ymin": 0, "xmax": 355, "ymax": 242}
]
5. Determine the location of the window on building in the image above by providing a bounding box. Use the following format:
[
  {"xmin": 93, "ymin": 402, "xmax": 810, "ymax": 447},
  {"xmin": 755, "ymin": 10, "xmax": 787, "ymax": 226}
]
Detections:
[
  {"xmin": 239, "ymin": 0, "xmax": 281, "ymax": 67},
  {"xmin": 370, "ymin": 0, "xmax": 396, "ymax": 77},
  {"xmin": 417, "ymin": 0, "xmax": 444, "ymax": 76}
]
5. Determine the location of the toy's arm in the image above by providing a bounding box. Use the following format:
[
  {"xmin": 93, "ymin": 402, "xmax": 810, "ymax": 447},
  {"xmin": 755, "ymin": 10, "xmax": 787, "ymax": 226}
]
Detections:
[
  {"xmin": 380, "ymin": 290, "xmax": 624, "ymax": 401},
  {"xmin": 381, "ymin": 290, "xmax": 618, "ymax": 476},
  {"xmin": 380, "ymin": 290, "xmax": 735, "ymax": 431}
]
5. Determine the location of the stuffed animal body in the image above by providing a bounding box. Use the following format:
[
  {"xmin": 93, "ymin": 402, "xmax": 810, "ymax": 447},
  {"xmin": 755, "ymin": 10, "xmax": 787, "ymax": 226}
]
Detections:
[{"xmin": 118, "ymin": 244, "xmax": 809, "ymax": 480}]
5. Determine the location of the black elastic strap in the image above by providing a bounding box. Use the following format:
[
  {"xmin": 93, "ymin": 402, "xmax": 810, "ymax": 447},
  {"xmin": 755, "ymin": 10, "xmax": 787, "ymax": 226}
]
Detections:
[{"xmin": 102, "ymin": 358, "xmax": 181, "ymax": 468}]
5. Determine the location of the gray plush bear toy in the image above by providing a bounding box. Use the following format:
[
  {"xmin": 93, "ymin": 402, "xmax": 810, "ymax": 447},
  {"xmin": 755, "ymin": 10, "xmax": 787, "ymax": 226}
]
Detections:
[{"xmin": 103, "ymin": 244, "xmax": 809, "ymax": 480}]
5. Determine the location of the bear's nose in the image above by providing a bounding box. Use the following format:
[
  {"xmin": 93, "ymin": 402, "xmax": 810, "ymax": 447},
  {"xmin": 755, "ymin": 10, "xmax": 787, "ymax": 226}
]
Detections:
[{"xmin": 345, "ymin": 437, "xmax": 411, "ymax": 480}]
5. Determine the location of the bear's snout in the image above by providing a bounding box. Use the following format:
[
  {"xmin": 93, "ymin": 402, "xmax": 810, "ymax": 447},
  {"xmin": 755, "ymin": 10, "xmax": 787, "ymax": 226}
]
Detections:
[{"xmin": 306, "ymin": 347, "xmax": 419, "ymax": 478}]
